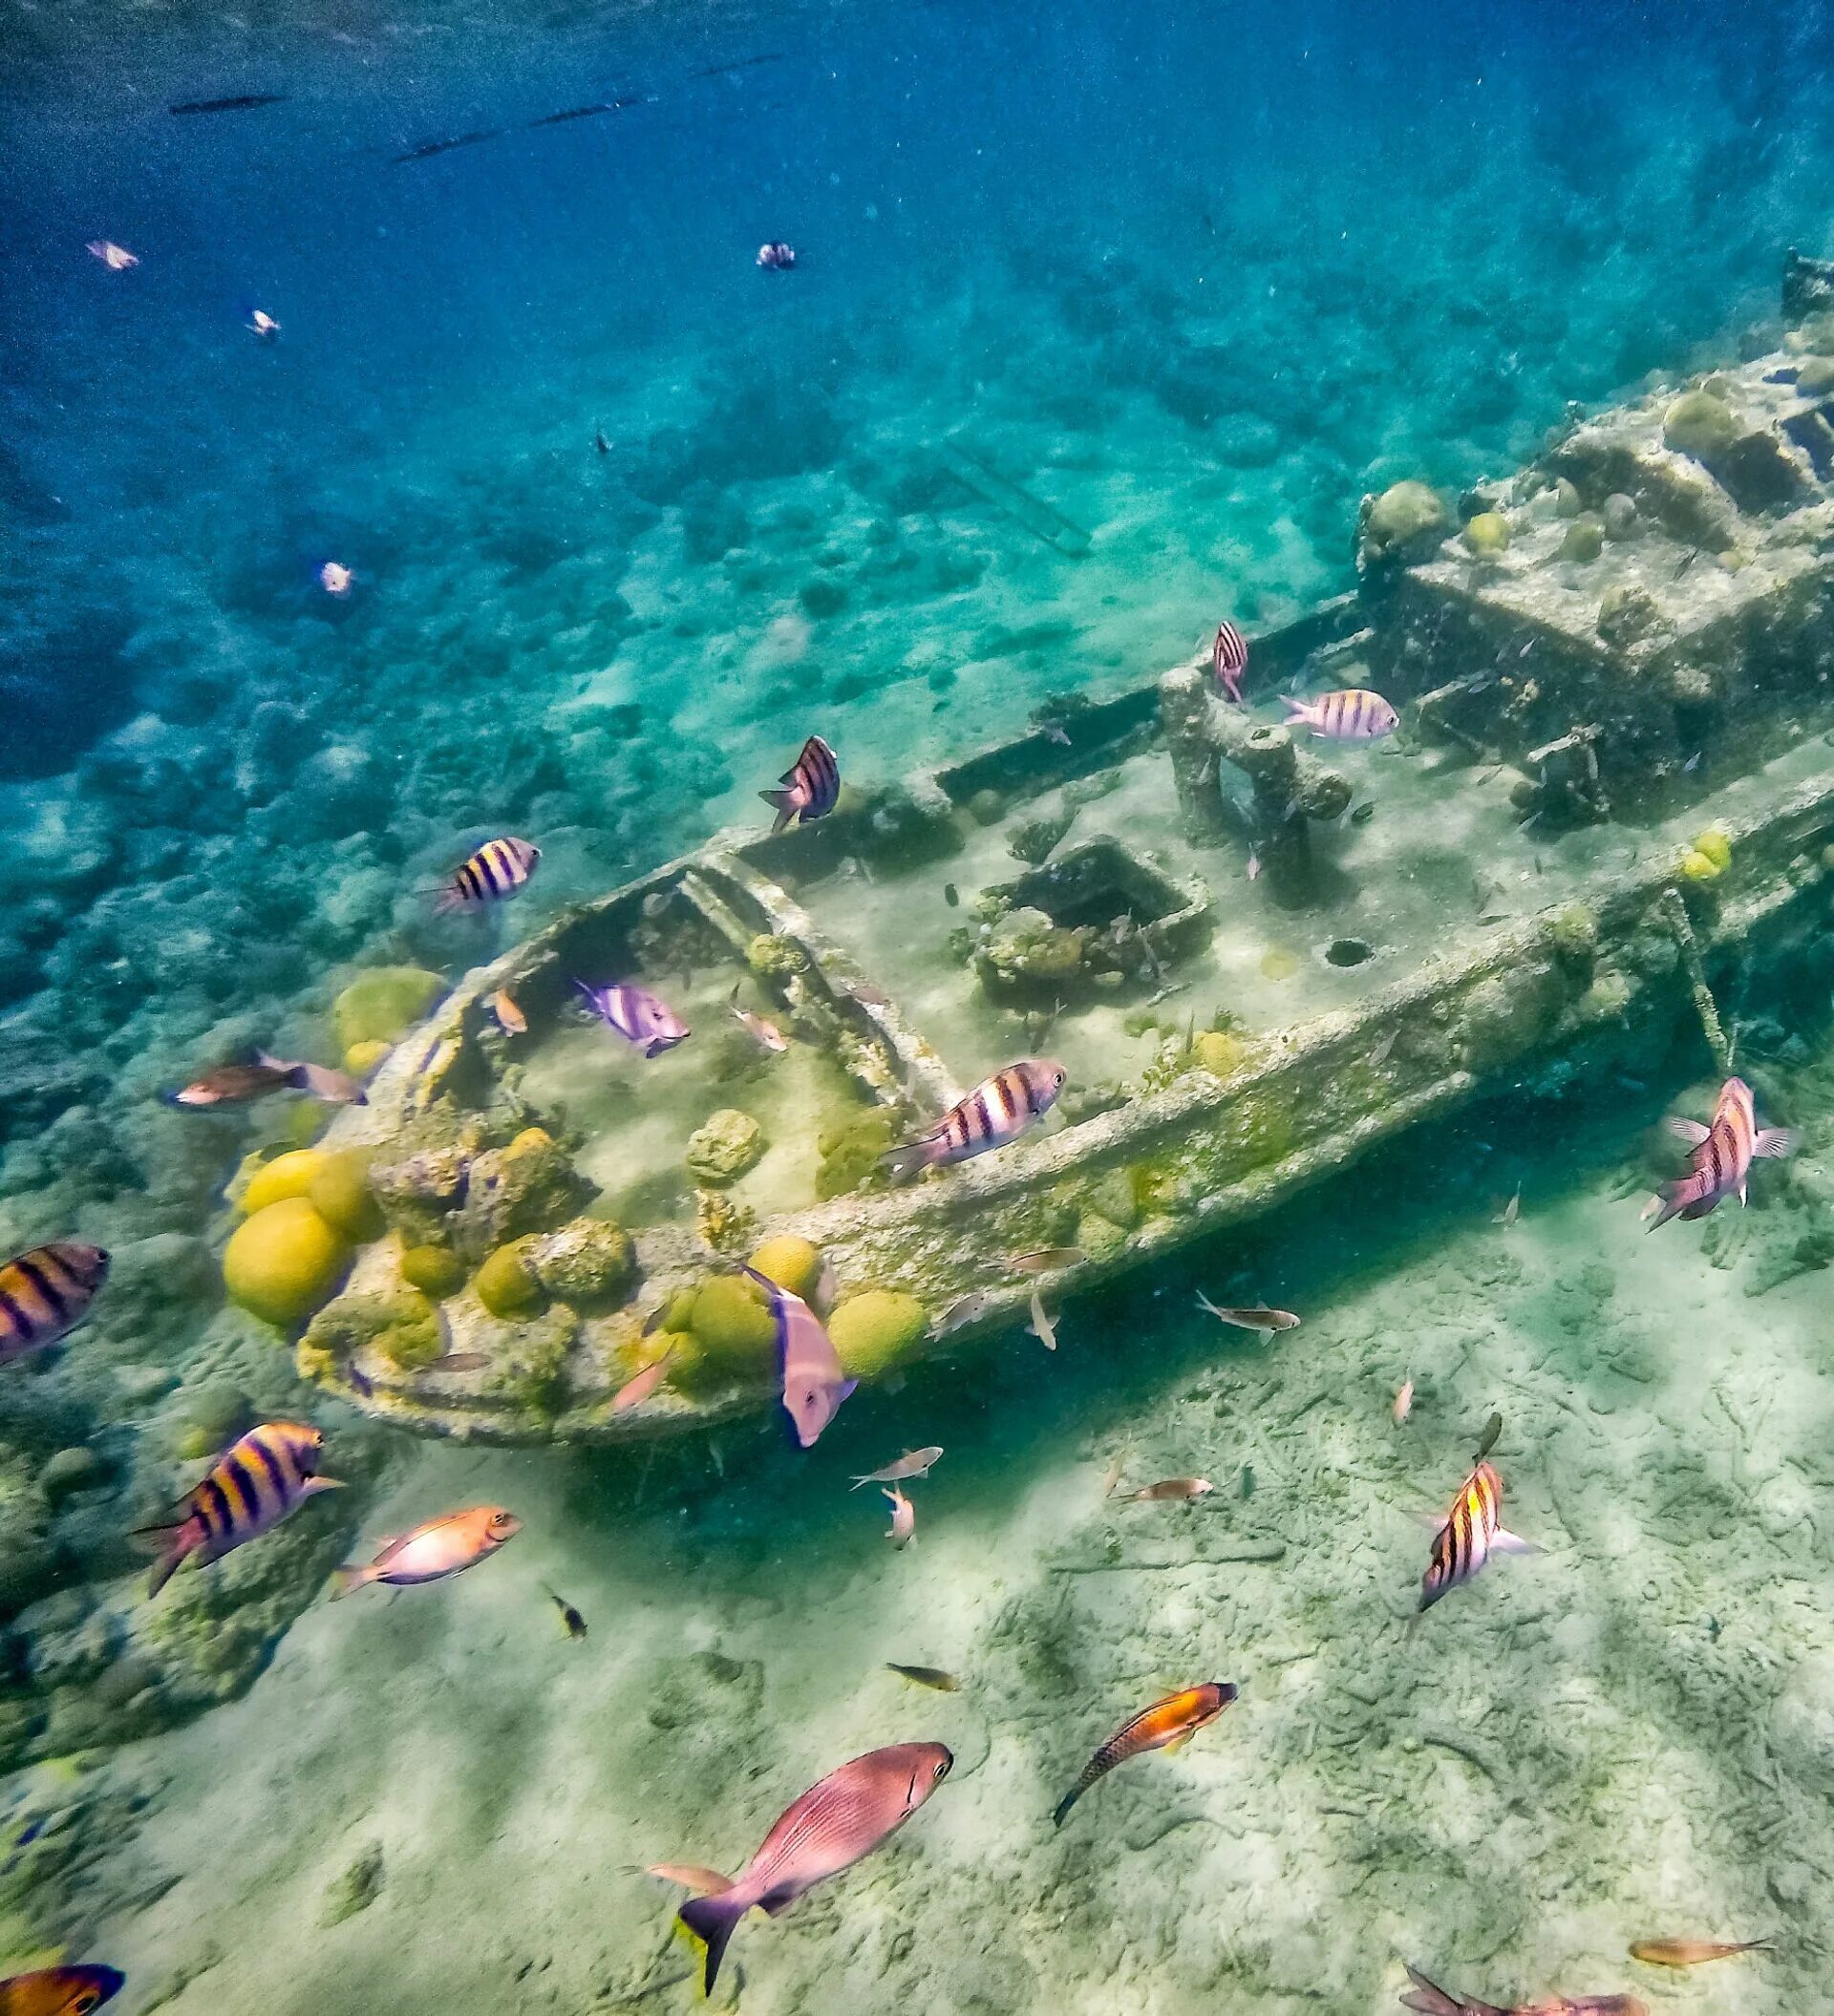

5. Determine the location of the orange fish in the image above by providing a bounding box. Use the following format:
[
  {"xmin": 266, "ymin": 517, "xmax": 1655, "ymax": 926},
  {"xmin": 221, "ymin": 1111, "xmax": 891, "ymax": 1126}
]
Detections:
[
  {"xmin": 1123, "ymin": 1476, "xmax": 1213, "ymax": 1502},
  {"xmin": 1419, "ymin": 1460, "xmax": 1533, "ymax": 1612},
  {"xmin": 645, "ymin": 1862, "xmax": 731, "ymax": 1896},
  {"xmin": 1053, "ymin": 1682, "xmax": 1236, "ymax": 1826},
  {"xmin": 331, "ymin": 1505, "xmax": 519, "ymax": 1597},
  {"xmin": 0, "ymin": 1965, "xmax": 125, "ymax": 2014},
  {"xmin": 490, "ymin": 990, "xmax": 527, "ymax": 1035},
  {"xmin": 611, "ymin": 1350, "xmax": 674, "ymax": 1414},
  {"xmin": 1627, "ymin": 1937, "xmax": 1768, "ymax": 1967}
]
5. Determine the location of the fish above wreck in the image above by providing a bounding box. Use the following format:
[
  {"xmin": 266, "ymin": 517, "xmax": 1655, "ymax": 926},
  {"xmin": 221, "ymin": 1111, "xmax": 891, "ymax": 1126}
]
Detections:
[{"xmin": 290, "ymin": 253, "xmax": 1834, "ymax": 1446}]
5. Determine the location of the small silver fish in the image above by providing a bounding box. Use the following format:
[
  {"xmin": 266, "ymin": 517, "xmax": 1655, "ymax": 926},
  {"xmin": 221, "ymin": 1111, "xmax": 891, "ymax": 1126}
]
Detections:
[
  {"xmin": 1123, "ymin": 1477, "xmax": 1214, "ymax": 1502},
  {"xmin": 936, "ymin": 1292, "xmax": 990, "ymax": 1335},
  {"xmin": 851, "ymin": 1447, "xmax": 943, "ymax": 1490},
  {"xmin": 1027, "ymin": 1290, "xmax": 1057, "ymax": 1351},
  {"xmin": 1193, "ymin": 1290, "xmax": 1299, "ymax": 1334},
  {"xmin": 1493, "ymin": 1184, "xmax": 1521, "ymax": 1227},
  {"xmin": 1010, "ymin": 1246, "xmax": 1084, "ymax": 1275},
  {"xmin": 1393, "ymin": 1379, "xmax": 1414, "ymax": 1426}
]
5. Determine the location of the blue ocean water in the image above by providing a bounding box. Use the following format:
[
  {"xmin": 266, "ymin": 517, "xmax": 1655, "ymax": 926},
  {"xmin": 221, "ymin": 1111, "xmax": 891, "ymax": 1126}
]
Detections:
[{"xmin": 8, "ymin": 1, "xmax": 1834, "ymax": 2010}]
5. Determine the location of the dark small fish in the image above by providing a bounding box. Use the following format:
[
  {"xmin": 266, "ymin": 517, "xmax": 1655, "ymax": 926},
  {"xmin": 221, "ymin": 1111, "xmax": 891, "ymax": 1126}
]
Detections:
[
  {"xmin": 169, "ymin": 92, "xmax": 286, "ymax": 114},
  {"xmin": 594, "ymin": 429, "xmax": 610, "ymax": 454},
  {"xmin": 1351, "ymin": 801, "xmax": 1376, "ymax": 826},
  {"xmin": 757, "ymin": 242, "xmax": 797, "ymax": 270},
  {"xmin": 1053, "ymin": 1683, "xmax": 1236, "ymax": 1827},
  {"xmin": 524, "ymin": 95, "xmax": 650, "ymax": 129},
  {"xmin": 170, "ymin": 1060, "xmax": 296, "ymax": 1108},
  {"xmin": 885, "ymin": 1663, "xmax": 959, "ymax": 1691},
  {"xmin": 943, "ymin": 883, "xmax": 959, "ymax": 907},
  {"xmin": 760, "ymin": 734, "xmax": 839, "ymax": 832},
  {"xmin": 1211, "ymin": 621, "xmax": 1248, "ymax": 703},
  {"xmin": 693, "ymin": 52, "xmax": 785, "ymax": 77},
  {"xmin": 1474, "ymin": 1411, "xmax": 1503, "ymax": 1460},
  {"xmin": 348, "ymin": 1364, "xmax": 374, "ymax": 1399},
  {"xmin": 849, "ymin": 983, "xmax": 891, "ymax": 1008},
  {"xmin": 392, "ymin": 129, "xmax": 502, "ymax": 164},
  {"xmin": 0, "ymin": 1241, "xmax": 109, "ymax": 1366},
  {"xmin": 543, "ymin": 1583, "xmax": 587, "ymax": 1640}
]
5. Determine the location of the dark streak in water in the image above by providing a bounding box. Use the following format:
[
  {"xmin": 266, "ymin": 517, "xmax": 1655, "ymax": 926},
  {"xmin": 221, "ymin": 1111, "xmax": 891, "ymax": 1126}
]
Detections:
[
  {"xmin": 524, "ymin": 94, "xmax": 654, "ymax": 129},
  {"xmin": 169, "ymin": 93, "xmax": 288, "ymax": 115},
  {"xmin": 394, "ymin": 94, "xmax": 654, "ymax": 163},
  {"xmin": 392, "ymin": 128, "xmax": 504, "ymax": 164},
  {"xmin": 693, "ymin": 52, "xmax": 786, "ymax": 79}
]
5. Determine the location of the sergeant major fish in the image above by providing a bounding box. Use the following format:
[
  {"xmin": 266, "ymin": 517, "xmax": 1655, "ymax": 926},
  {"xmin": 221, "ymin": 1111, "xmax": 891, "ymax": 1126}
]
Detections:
[
  {"xmin": 743, "ymin": 1267, "xmax": 856, "ymax": 1448},
  {"xmin": 760, "ymin": 733, "xmax": 839, "ymax": 832},
  {"xmin": 1282, "ymin": 688, "xmax": 1398, "ymax": 741},
  {"xmin": 880, "ymin": 1059, "xmax": 1067, "ymax": 1184},
  {"xmin": 137, "ymin": 1421, "xmax": 343, "ymax": 1598},
  {"xmin": 1643, "ymin": 1075, "xmax": 1797, "ymax": 1230},
  {"xmin": 575, "ymin": 981, "xmax": 691, "ymax": 1058},
  {"xmin": 0, "ymin": 1242, "xmax": 108, "ymax": 1365},
  {"xmin": 1053, "ymin": 1682, "xmax": 1236, "ymax": 1827},
  {"xmin": 677, "ymin": 1743, "xmax": 951, "ymax": 1992},
  {"xmin": 1418, "ymin": 1459, "xmax": 1533, "ymax": 1612},
  {"xmin": 331, "ymin": 1505, "xmax": 520, "ymax": 1598},
  {"xmin": 0, "ymin": 1964, "xmax": 126, "ymax": 2014},
  {"xmin": 432, "ymin": 837, "xmax": 541, "ymax": 916}
]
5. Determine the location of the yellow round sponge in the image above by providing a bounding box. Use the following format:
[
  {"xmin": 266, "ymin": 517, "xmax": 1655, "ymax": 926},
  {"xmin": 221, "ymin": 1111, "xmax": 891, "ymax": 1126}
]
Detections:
[{"xmin": 224, "ymin": 1199, "xmax": 351, "ymax": 1329}]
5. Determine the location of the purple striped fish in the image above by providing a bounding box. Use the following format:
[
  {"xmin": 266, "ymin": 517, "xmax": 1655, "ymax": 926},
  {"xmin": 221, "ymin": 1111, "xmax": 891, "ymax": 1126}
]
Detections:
[
  {"xmin": 677, "ymin": 1743, "xmax": 951, "ymax": 1992},
  {"xmin": 574, "ymin": 981, "xmax": 691, "ymax": 1057},
  {"xmin": 0, "ymin": 1242, "xmax": 108, "ymax": 1367},
  {"xmin": 433, "ymin": 836, "xmax": 541, "ymax": 916},
  {"xmin": 760, "ymin": 734, "xmax": 840, "ymax": 833},
  {"xmin": 1282, "ymin": 689, "xmax": 1398, "ymax": 741},
  {"xmin": 743, "ymin": 1267, "xmax": 856, "ymax": 1446},
  {"xmin": 137, "ymin": 1421, "xmax": 344, "ymax": 1599},
  {"xmin": 1418, "ymin": 1459, "xmax": 1533, "ymax": 1612},
  {"xmin": 881, "ymin": 1058, "xmax": 1066, "ymax": 1184},
  {"xmin": 1211, "ymin": 620, "xmax": 1248, "ymax": 703},
  {"xmin": 1644, "ymin": 1075, "xmax": 1797, "ymax": 1230}
]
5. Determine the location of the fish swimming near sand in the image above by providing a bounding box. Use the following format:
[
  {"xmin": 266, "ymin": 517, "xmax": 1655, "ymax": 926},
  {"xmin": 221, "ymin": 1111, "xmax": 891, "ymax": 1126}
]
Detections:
[
  {"xmin": 885, "ymin": 1664, "xmax": 959, "ymax": 1691},
  {"xmin": 1012, "ymin": 1246, "xmax": 1084, "ymax": 1275},
  {"xmin": 1399, "ymin": 1962, "xmax": 1647, "ymax": 2016},
  {"xmin": 1282, "ymin": 689, "xmax": 1398, "ymax": 741},
  {"xmin": 86, "ymin": 241, "xmax": 138, "ymax": 269},
  {"xmin": 1211, "ymin": 620, "xmax": 1248, "ymax": 703},
  {"xmin": 137, "ymin": 1421, "xmax": 342, "ymax": 1599},
  {"xmin": 1393, "ymin": 1379, "xmax": 1415, "ymax": 1426},
  {"xmin": 1474, "ymin": 1411, "xmax": 1503, "ymax": 1461},
  {"xmin": 0, "ymin": 1241, "xmax": 109, "ymax": 1365},
  {"xmin": 851, "ymin": 1447, "xmax": 943, "ymax": 1489},
  {"xmin": 331, "ymin": 1505, "xmax": 520, "ymax": 1598},
  {"xmin": 1027, "ymin": 1289, "xmax": 1058, "ymax": 1351},
  {"xmin": 489, "ymin": 990, "xmax": 527, "ymax": 1035},
  {"xmin": 1627, "ymin": 1937, "xmax": 1768, "ymax": 1967},
  {"xmin": 730, "ymin": 987, "xmax": 790, "ymax": 1053},
  {"xmin": 0, "ymin": 1964, "xmax": 126, "ymax": 2014},
  {"xmin": 1193, "ymin": 1289, "xmax": 1299, "ymax": 1334},
  {"xmin": 1053, "ymin": 1682, "xmax": 1236, "ymax": 1828},
  {"xmin": 169, "ymin": 92, "xmax": 286, "ymax": 114},
  {"xmin": 575, "ymin": 980, "xmax": 691, "ymax": 1058},
  {"xmin": 677, "ymin": 1742, "xmax": 951, "ymax": 1992},
  {"xmin": 1123, "ymin": 1476, "xmax": 1214, "ymax": 1502},
  {"xmin": 433, "ymin": 837, "xmax": 541, "ymax": 916},
  {"xmin": 1643, "ymin": 1075, "xmax": 1797, "ymax": 1229},
  {"xmin": 611, "ymin": 1349, "xmax": 675, "ymax": 1414},
  {"xmin": 884, "ymin": 1485, "xmax": 915, "ymax": 1547},
  {"xmin": 756, "ymin": 242, "xmax": 797, "ymax": 270},
  {"xmin": 1418, "ymin": 1459, "xmax": 1534, "ymax": 1612},
  {"xmin": 880, "ymin": 1059, "xmax": 1066, "ymax": 1184},
  {"xmin": 543, "ymin": 1583, "xmax": 587, "ymax": 1640},
  {"xmin": 744, "ymin": 1267, "xmax": 856, "ymax": 1448},
  {"xmin": 760, "ymin": 733, "xmax": 838, "ymax": 832}
]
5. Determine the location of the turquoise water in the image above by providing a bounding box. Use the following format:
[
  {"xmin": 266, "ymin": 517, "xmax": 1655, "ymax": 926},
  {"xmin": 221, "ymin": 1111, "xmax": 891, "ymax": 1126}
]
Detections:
[{"xmin": 8, "ymin": 2, "xmax": 1834, "ymax": 2010}]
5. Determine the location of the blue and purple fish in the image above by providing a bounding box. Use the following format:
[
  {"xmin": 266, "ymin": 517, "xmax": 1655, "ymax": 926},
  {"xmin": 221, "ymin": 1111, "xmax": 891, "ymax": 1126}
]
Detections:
[
  {"xmin": 574, "ymin": 981, "xmax": 691, "ymax": 1058},
  {"xmin": 743, "ymin": 1266, "xmax": 855, "ymax": 1447}
]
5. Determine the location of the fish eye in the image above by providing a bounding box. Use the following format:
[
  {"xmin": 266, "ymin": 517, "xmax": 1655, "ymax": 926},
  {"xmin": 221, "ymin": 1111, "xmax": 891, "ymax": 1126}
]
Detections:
[
  {"xmin": 933, "ymin": 1756, "xmax": 951, "ymax": 1781},
  {"xmin": 490, "ymin": 1512, "xmax": 512, "ymax": 1530},
  {"xmin": 75, "ymin": 1996, "xmax": 100, "ymax": 2014}
]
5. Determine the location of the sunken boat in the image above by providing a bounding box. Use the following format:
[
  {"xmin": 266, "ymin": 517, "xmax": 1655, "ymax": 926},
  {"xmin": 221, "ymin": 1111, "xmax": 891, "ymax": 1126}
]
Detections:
[{"xmin": 290, "ymin": 253, "xmax": 1834, "ymax": 1444}]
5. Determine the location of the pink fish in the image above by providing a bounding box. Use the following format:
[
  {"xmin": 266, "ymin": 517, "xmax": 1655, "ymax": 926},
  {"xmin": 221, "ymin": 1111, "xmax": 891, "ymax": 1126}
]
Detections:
[
  {"xmin": 319, "ymin": 561, "xmax": 354, "ymax": 597},
  {"xmin": 884, "ymin": 1485, "xmax": 915, "ymax": 1547},
  {"xmin": 331, "ymin": 1505, "xmax": 520, "ymax": 1598},
  {"xmin": 881, "ymin": 1059, "xmax": 1066, "ymax": 1184},
  {"xmin": 255, "ymin": 1050, "xmax": 368, "ymax": 1106},
  {"xmin": 743, "ymin": 1267, "xmax": 856, "ymax": 1447},
  {"xmin": 1211, "ymin": 620, "xmax": 1248, "ymax": 703},
  {"xmin": 611, "ymin": 1350, "xmax": 674, "ymax": 1414},
  {"xmin": 1282, "ymin": 689, "xmax": 1398, "ymax": 741},
  {"xmin": 1247, "ymin": 848, "xmax": 1261, "ymax": 882},
  {"xmin": 575, "ymin": 981, "xmax": 691, "ymax": 1058},
  {"xmin": 87, "ymin": 239, "xmax": 139, "ymax": 269},
  {"xmin": 730, "ymin": 987, "xmax": 790, "ymax": 1054},
  {"xmin": 1400, "ymin": 1962, "xmax": 1647, "ymax": 2016},
  {"xmin": 1644, "ymin": 1076, "xmax": 1797, "ymax": 1230},
  {"xmin": 677, "ymin": 1743, "xmax": 952, "ymax": 1991},
  {"xmin": 1393, "ymin": 1379, "xmax": 1415, "ymax": 1426}
]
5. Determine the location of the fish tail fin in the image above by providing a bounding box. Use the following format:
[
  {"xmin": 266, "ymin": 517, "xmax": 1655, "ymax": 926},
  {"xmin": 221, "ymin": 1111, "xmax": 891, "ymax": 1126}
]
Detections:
[
  {"xmin": 1279, "ymin": 694, "xmax": 1311, "ymax": 726},
  {"xmin": 133, "ymin": 1522, "xmax": 194, "ymax": 1600},
  {"xmin": 759, "ymin": 788, "xmax": 796, "ymax": 835},
  {"xmin": 1641, "ymin": 1183, "xmax": 1688, "ymax": 1232},
  {"xmin": 1051, "ymin": 1784, "xmax": 1081, "ymax": 1829},
  {"xmin": 678, "ymin": 1890, "xmax": 747, "ymax": 1994},
  {"xmin": 1398, "ymin": 1965, "xmax": 1464, "ymax": 2016},
  {"xmin": 879, "ymin": 1140, "xmax": 937, "ymax": 1186},
  {"xmin": 329, "ymin": 1565, "xmax": 372, "ymax": 1601}
]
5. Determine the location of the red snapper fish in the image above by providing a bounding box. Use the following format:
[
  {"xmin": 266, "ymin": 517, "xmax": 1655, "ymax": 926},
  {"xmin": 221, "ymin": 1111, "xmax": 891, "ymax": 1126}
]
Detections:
[
  {"xmin": 881, "ymin": 1059, "xmax": 1066, "ymax": 1184},
  {"xmin": 677, "ymin": 1742, "xmax": 951, "ymax": 1991},
  {"xmin": 1400, "ymin": 1962, "xmax": 1647, "ymax": 2016},
  {"xmin": 1643, "ymin": 1075, "xmax": 1797, "ymax": 1229},
  {"xmin": 743, "ymin": 1267, "xmax": 856, "ymax": 1447}
]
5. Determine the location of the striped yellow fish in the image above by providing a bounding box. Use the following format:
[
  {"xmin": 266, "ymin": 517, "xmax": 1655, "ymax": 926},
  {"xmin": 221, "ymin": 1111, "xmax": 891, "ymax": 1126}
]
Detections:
[
  {"xmin": 880, "ymin": 1059, "xmax": 1066, "ymax": 1184},
  {"xmin": 137, "ymin": 1421, "xmax": 344, "ymax": 1598},
  {"xmin": 1419, "ymin": 1459, "xmax": 1533, "ymax": 1611},
  {"xmin": 1282, "ymin": 688, "xmax": 1398, "ymax": 741},
  {"xmin": 0, "ymin": 1242, "xmax": 109, "ymax": 1367},
  {"xmin": 433, "ymin": 836, "xmax": 541, "ymax": 915},
  {"xmin": 1053, "ymin": 1682, "xmax": 1236, "ymax": 1827}
]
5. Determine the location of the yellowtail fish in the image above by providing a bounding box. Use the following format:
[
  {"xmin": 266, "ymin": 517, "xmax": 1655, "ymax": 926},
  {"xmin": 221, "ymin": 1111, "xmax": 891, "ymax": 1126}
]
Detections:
[
  {"xmin": 1644, "ymin": 1075, "xmax": 1797, "ymax": 1229},
  {"xmin": 1027, "ymin": 1290, "xmax": 1057, "ymax": 1351},
  {"xmin": 729, "ymin": 987, "xmax": 790, "ymax": 1053},
  {"xmin": 434, "ymin": 837, "xmax": 541, "ymax": 916},
  {"xmin": 575, "ymin": 980, "xmax": 690, "ymax": 1058},
  {"xmin": 743, "ymin": 1267, "xmax": 856, "ymax": 1448},
  {"xmin": 0, "ymin": 1241, "xmax": 108, "ymax": 1366},
  {"xmin": 1400, "ymin": 1963, "xmax": 1648, "ymax": 2016},
  {"xmin": 1419, "ymin": 1460, "xmax": 1533, "ymax": 1612},
  {"xmin": 1124, "ymin": 1476, "xmax": 1213, "ymax": 1502},
  {"xmin": 1053, "ymin": 1682, "xmax": 1236, "ymax": 1827},
  {"xmin": 318, "ymin": 560, "xmax": 353, "ymax": 596},
  {"xmin": 611, "ymin": 1349, "xmax": 675, "ymax": 1414},
  {"xmin": 331, "ymin": 1505, "xmax": 520, "ymax": 1598},
  {"xmin": 246, "ymin": 308, "xmax": 281, "ymax": 340},
  {"xmin": 646, "ymin": 1862, "xmax": 731, "ymax": 1895},
  {"xmin": 1211, "ymin": 619, "xmax": 1248, "ymax": 703},
  {"xmin": 760, "ymin": 733, "xmax": 839, "ymax": 832},
  {"xmin": 542, "ymin": 1582, "xmax": 587, "ymax": 1640},
  {"xmin": 677, "ymin": 1742, "xmax": 951, "ymax": 1991},
  {"xmin": 1393, "ymin": 1379, "xmax": 1415, "ymax": 1426},
  {"xmin": 1193, "ymin": 1289, "xmax": 1299, "ymax": 1333},
  {"xmin": 885, "ymin": 1663, "xmax": 958, "ymax": 1691},
  {"xmin": 884, "ymin": 1485, "xmax": 915, "ymax": 1548},
  {"xmin": 0, "ymin": 1964, "xmax": 125, "ymax": 2014},
  {"xmin": 85, "ymin": 240, "xmax": 138, "ymax": 269},
  {"xmin": 1282, "ymin": 688, "xmax": 1398, "ymax": 741},
  {"xmin": 851, "ymin": 1446, "xmax": 943, "ymax": 1489},
  {"xmin": 170, "ymin": 1059, "xmax": 297, "ymax": 1107},
  {"xmin": 1011, "ymin": 1246, "xmax": 1084, "ymax": 1274},
  {"xmin": 489, "ymin": 989, "xmax": 527, "ymax": 1035},
  {"xmin": 1627, "ymin": 1938, "xmax": 1768, "ymax": 1967},
  {"xmin": 881, "ymin": 1059, "xmax": 1067, "ymax": 1184},
  {"xmin": 139, "ymin": 1421, "xmax": 342, "ymax": 1598}
]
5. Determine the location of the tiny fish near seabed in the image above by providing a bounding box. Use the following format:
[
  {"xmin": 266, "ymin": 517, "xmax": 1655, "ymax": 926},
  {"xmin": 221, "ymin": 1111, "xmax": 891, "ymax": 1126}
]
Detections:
[
  {"xmin": 575, "ymin": 981, "xmax": 691, "ymax": 1058},
  {"xmin": 433, "ymin": 836, "xmax": 541, "ymax": 916},
  {"xmin": 760, "ymin": 733, "xmax": 840, "ymax": 832},
  {"xmin": 1393, "ymin": 1379, "xmax": 1415, "ymax": 1426},
  {"xmin": 0, "ymin": 1241, "xmax": 109, "ymax": 1366},
  {"xmin": 0, "ymin": 1963, "xmax": 125, "ymax": 2014},
  {"xmin": 1211, "ymin": 620, "xmax": 1248, "ymax": 703},
  {"xmin": 1194, "ymin": 1289, "xmax": 1299, "ymax": 1334},
  {"xmin": 611, "ymin": 1348, "xmax": 675, "ymax": 1414},
  {"xmin": 1053, "ymin": 1682, "xmax": 1236, "ymax": 1827},
  {"xmin": 1643, "ymin": 1075, "xmax": 1797, "ymax": 1229},
  {"xmin": 1123, "ymin": 1476, "xmax": 1213, "ymax": 1502},
  {"xmin": 885, "ymin": 1663, "xmax": 959, "ymax": 1691},
  {"xmin": 1028, "ymin": 1289, "xmax": 1058, "ymax": 1351},
  {"xmin": 1418, "ymin": 1459, "xmax": 1534, "ymax": 1612},
  {"xmin": 884, "ymin": 1485, "xmax": 915, "ymax": 1548},
  {"xmin": 490, "ymin": 989, "xmax": 527, "ymax": 1035},
  {"xmin": 744, "ymin": 1267, "xmax": 856, "ymax": 1448},
  {"xmin": 676, "ymin": 1743, "xmax": 951, "ymax": 1992},
  {"xmin": 86, "ymin": 240, "xmax": 138, "ymax": 269},
  {"xmin": 543, "ymin": 1583, "xmax": 588, "ymax": 1640},
  {"xmin": 1400, "ymin": 1961, "xmax": 1647, "ymax": 2016},
  {"xmin": 851, "ymin": 1447, "xmax": 943, "ymax": 1489},
  {"xmin": 331, "ymin": 1506, "xmax": 520, "ymax": 1598},
  {"xmin": 1627, "ymin": 1937, "xmax": 1768, "ymax": 1967},
  {"xmin": 730, "ymin": 987, "xmax": 790, "ymax": 1053},
  {"xmin": 1282, "ymin": 689, "xmax": 1398, "ymax": 741},
  {"xmin": 881, "ymin": 1059, "xmax": 1066, "ymax": 1184},
  {"xmin": 138, "ymin": 1421, "xmax": 342, "ymax": 1598}
]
